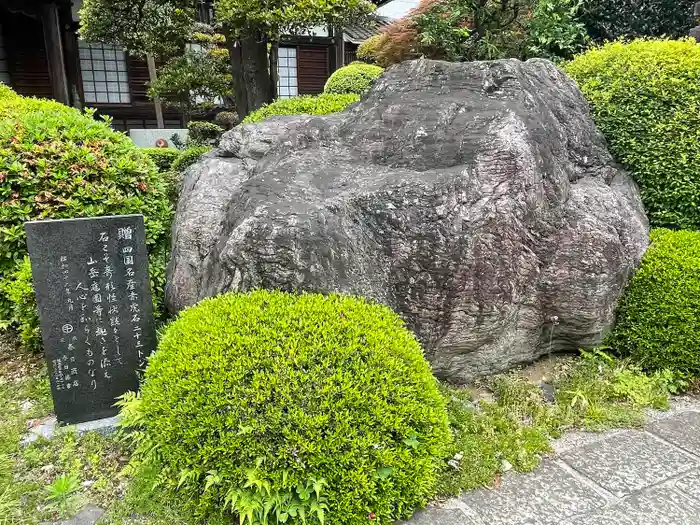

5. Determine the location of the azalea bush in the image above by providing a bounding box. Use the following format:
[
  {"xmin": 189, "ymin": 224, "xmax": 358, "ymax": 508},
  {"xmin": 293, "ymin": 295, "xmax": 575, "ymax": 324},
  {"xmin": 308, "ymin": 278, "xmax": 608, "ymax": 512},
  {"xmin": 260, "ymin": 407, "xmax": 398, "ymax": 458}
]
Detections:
[
  {"xmin": 119, "ymin": 290, "xmax": 451, "ymax": 524},
  {"xmin": 0, "ymin": 87, "xmax": 172, "ymax": 337}
]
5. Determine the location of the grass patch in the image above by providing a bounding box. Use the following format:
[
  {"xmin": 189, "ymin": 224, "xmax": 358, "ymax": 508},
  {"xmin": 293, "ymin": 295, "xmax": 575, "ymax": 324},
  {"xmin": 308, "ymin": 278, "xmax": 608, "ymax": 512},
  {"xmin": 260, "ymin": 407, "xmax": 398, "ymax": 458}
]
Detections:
[{"xmin": 436, "ymin": 349, "xmax": 685, "ymax": 497}]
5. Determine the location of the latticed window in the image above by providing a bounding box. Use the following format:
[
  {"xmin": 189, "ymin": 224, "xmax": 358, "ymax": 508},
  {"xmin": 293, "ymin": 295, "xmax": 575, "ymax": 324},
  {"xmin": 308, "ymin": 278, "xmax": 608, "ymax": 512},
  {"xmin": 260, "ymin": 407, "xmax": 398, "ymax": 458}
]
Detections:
[
  {"xmin": 79, "ymin": 42, "xmax": 131, "ymax": 104},
  {"xmin": 277, "ymin": 47, "xmax": 298, "ymax": 99}
]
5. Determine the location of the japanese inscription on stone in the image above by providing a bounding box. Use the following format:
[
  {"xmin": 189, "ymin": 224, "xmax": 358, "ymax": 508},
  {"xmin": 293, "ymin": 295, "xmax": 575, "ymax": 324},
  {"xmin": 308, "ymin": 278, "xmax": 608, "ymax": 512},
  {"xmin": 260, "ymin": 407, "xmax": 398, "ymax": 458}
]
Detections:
[{"xmin": 25, "ymin": 215, "xmax": 157, "ymax": 424}]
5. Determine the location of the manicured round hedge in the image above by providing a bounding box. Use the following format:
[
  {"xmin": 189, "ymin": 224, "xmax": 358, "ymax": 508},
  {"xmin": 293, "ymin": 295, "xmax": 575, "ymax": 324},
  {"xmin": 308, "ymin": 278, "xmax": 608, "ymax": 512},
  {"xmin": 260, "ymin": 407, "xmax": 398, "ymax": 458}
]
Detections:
[
  {"xmin": 609, "ymin": 229, "xmax": 700, "ymax": 374},
  {"xmin": 565, "ymin": 39, "xmax": 700, "ymax": 231},
  {"xmin": 136, "ymin": 290, "xmax": 451, "ymax": 524},
  {"xmin": 324, "ymin": 62, "xmax": 384, "ymax": 95},
  {"xmin": 243, "ymin": 93, "xmax": 359, "ymax": 124}
]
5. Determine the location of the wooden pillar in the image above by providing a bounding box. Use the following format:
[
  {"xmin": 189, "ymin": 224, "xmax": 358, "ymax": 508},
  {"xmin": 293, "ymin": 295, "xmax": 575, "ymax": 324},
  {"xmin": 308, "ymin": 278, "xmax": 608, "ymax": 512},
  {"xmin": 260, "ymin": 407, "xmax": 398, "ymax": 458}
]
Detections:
[
  {"xmin": 330, "ymin": 26, "xmax": 345, "ymax": 73},
  {"xmin": 146, "ymin": 53, "xmax": 165, "ymax": 128},
  {"xmin": 41, "ymin": 2, "xmax": 70, "ymax": 104}
]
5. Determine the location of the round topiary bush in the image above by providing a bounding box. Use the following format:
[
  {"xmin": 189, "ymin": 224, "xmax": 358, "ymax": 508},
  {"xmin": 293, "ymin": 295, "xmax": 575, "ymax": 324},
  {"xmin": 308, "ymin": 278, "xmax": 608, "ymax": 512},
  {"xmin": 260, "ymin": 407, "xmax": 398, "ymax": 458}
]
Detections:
[
  {"xmin": 242, "ymin": 93, "xmax": 359, "ymax": 124},
  {"xmin": 128, "ymin": 290, "xmax": 451, "ymax": 524},
  {"xmin": 609, "ymin": 229, "xmax": 700, "ymax": 374},
  {"xmin": 323, "ymin": 62, "xmax": 384, "ymax": 95},
  {"xmin": 565, "ymin": 39, "xmax": 700, "ymax": 231}
]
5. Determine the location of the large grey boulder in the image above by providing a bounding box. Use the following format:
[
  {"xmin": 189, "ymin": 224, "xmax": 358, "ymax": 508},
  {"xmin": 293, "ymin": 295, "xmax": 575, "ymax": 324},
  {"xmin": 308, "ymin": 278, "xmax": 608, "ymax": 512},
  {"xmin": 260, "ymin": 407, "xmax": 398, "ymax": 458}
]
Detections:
[{"xmin": 166, "ymin": 58, "xmax": 649, "ymax": 381}]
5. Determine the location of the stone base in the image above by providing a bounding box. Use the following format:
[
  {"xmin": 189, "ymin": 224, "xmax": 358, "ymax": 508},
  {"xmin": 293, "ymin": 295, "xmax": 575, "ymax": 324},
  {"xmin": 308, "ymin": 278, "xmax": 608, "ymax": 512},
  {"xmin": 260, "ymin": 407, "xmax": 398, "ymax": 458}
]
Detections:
[{"xmin": 22, "ymin": 415, "xmax": 119, "ymax": 446}]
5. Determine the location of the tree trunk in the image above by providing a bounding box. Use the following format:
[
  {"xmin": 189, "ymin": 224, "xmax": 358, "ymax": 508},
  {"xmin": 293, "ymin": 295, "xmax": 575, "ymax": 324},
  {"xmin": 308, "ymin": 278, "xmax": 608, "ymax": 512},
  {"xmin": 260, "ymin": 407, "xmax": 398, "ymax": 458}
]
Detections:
[
  {"xmin": 269, "ymin": 41, "xmax": 279, "ymax": 100},
  {"xmin": 225, "ymin": 29, "xmax": 274, "ymax": 119}
]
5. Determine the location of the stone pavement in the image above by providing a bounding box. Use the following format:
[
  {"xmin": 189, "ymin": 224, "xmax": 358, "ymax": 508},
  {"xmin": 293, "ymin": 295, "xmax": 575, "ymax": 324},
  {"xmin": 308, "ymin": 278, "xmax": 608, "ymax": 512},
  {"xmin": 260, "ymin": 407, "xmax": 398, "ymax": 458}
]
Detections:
[{"xmin": 404, "ymin": 398, "xmax": 700, "ymax": 525}]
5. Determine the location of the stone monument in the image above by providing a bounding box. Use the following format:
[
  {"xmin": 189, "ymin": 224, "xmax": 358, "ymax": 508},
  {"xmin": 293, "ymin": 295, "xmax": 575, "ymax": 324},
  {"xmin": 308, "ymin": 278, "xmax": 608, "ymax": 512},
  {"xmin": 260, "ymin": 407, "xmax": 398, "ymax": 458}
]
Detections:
[{"xmin": 25, "ymin": 214, "xmax": 156, "ymax": 424}]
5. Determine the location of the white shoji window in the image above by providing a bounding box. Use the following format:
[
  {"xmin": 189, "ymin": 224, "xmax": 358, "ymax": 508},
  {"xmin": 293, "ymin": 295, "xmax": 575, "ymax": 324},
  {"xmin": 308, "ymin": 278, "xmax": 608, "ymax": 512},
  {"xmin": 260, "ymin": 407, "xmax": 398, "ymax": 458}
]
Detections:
[
  {"xmin": 277, "ymin": 47, "xmax": 298, "ymax": 99},
  {"xmin": 79, "ymin": 42, "xmax": 131, "ymax": 104}
]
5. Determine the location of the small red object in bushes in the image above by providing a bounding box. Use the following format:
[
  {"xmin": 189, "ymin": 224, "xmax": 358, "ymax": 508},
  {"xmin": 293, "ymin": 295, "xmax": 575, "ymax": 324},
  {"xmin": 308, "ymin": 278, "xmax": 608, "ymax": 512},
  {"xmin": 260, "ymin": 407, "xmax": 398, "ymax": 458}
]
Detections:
[
  {"xmin": 155, "ymin": 138, "xmax": 168, "ymax": 148},
  {"xmin": 368, "ymin": 513, "xmax": 376, "ymax": 520}
]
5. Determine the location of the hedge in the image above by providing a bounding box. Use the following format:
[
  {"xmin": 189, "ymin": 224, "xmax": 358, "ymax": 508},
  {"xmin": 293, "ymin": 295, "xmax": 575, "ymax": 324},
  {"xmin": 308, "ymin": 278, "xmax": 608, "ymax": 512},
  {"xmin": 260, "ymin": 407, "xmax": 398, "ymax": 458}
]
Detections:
[
  {"xmin": 242, "ymin": 93, "xmax": 359, "ymax": 124},
  {"xmin": 609, "ymin": 229, "xmax": 700, "ymax": 374},
  {"xmin": 0, "ymin": 87, "xmax": 172, "ymax": 345},
  {"xmin": 122, "ymin": 290, "xmax": 451, "ymax": 524},
  {"xmin": 565, "ymin": 39, "xmax": 700, "ymax": 231},
  {"xmin": 143, "ymin": 148, "xmax": 180, "ymax": 172},
  {"xmin": 323, "ymin": 62, "xmax": 384, "ymax": 95}
]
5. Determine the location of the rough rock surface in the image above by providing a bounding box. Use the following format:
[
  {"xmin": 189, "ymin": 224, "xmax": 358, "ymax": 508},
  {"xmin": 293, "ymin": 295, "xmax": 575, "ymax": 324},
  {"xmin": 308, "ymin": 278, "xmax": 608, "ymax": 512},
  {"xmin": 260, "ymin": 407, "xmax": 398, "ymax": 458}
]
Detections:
[{"xmin": 167, "ymin": 58, "xmax": 649, "ymax": 381}]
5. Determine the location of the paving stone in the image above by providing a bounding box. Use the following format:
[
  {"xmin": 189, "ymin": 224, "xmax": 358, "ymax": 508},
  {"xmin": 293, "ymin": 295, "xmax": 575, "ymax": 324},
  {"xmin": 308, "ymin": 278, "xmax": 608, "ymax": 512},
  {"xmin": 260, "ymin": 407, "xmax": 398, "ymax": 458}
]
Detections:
[
  {"xmin": 39, "ymin": 505, "xmax": 104, "ymax": 525},
  {"xmin": 565, "ymin": 485, "xmax": 700, "ymax": 525},
  {"xmin": 648, "ymin": 411, "xmax": 700, "ymax": 457},
  {"xmin": 459, "ymin": 460, "xmax": 606, "ymax": 525},
  {"xmin": 398, "ymin": 508, "xmax": 479, "ymax": 525},
  {"xmin": 560, "ymin": 430, "xmax": 697, "ymax": 497},
  {"xmin": 673, "ymin": 469, "xmax": 700, "ymax": 500}
]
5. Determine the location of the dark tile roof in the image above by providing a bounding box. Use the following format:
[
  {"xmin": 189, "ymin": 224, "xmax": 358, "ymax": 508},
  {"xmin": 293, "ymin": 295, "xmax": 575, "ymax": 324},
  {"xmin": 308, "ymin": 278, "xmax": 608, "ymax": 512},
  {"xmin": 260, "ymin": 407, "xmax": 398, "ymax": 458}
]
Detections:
[{"xmin": 344, "ymin": 16, "xmax": 392, "ymax": 44}]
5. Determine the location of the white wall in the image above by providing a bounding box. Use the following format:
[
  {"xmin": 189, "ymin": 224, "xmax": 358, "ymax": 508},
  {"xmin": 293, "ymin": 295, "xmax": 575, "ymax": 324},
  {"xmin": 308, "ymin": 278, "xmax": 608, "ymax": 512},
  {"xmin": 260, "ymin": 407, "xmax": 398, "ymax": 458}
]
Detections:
[
  {"xmin": 0, "ymin": 23, "xmax": 9, "ymax": 85},
  {"xmin": 376, "ymin": 0, "xmax": 420, "ymax": 20}
]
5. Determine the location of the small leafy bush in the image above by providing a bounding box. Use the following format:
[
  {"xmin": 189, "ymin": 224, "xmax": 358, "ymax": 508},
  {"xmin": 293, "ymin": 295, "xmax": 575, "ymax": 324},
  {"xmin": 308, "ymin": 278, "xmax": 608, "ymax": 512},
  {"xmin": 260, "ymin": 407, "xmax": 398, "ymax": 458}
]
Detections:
[
  {"xmin": 526, "ymin": 0, "xmax": 589, "ymax": 60},
  {"xmin": 242, "ymin": 94, "xmax": 359, "ymax": 124},
  {"xmin": 143, "ymin": 148, "xmax": 180, "ymax": 172},
  {"xmin": 171, "ymin": 146, "xmax": 212, "ymax": 175},
  {"xmin": 579, "ymin": 0, "xmax": 696, "ymax": 42},
  {"xmin": 609, "ymin": 229, "xmax": 700, "ymax": 374},
  {"xmin": 187, "ymin": 121, "xmax": 225, "ymax": 146},
  {"xmin": 0, "ymin": 258, "xmax": 40, "ymax": 351},
  {"xmin": 323, "ymin": 62, "xmax": 384, "ymax": 95},
  {"xmin": 214, "ymin": 111, "xmax": 240, "ymax": 129},
  {"xmin": 120, "ymin": 290, "xmax": 451, "ymax": 524},
  {"xmin": 565, "ymin": 39, "xmax": 700, "ymax": 230},
  {"xmin": 0, "ymin": 86, "xmax": 173, "ymax": 339}
]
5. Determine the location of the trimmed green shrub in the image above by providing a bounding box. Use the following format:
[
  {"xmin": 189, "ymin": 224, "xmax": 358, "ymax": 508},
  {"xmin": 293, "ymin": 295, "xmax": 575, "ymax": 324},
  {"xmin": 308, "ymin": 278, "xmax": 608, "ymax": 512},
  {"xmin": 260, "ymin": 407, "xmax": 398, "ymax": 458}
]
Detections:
[
  {"xmin": 323, "ymin": 62, "xmax": 384, "ymax": 95},
  {"xmin": 565, "ymin": 39, "xmax": 700, "ymax": 230},
  {"xmin": 187, "ymin": 120, "xmax": 225, "ymax": 146},
  {"xmin": 170, "ymin": 146, "xmax": 212, "ymax": 174},
  {"xmin": 122, "ymin": 290, "xmax": 451, "ymax": 524},
  {"xmin": 0, "ymin": 257, "xmax": 40, "ymax": 350},
  {"xmin": 242, "ymin": 93, "xmax": 359, "ymax": 124},
  {"xmin": 0, "ymin": 87, "xmax": 172, "ymax": 336},
  {"xmin": 580, "ymin": 0, "xmax": 695, "ymax": 42},
  {"xmin": 143, "ymin": 148, "xmax": 180, "ymax": 172},
  {"xmin": 214, "ymin": 110, "xmax": 240, "ymax": 129},
  {"xmin": 609, "ymin": 229, "xmax": 700, "ymax": 374}
]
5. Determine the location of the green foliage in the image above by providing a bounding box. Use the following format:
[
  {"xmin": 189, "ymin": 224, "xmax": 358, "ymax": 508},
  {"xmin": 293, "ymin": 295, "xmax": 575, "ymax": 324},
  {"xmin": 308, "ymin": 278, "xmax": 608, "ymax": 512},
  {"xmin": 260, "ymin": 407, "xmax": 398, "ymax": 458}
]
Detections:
[
  {"xmin": 579, "ymin": 0, "xmax": 696, "ymax": 42},
  {"xmin": 0, "ymin": 258, "xmax": 40, "ymax": 352},
  {"xmin": 609, "ymin": 229, "xmax": 700, "ymax": 374},
  {"xmin": 367, "ymin": 0, "xmax": 532, "ymax": 66},
  {"xmin": 143, "ymin": 148, "xmax": 181, "ymax": 173},
  {"xmin": 242, "ymin": 94, "xmax": 359, "ymax": 124},
  {"xmin": 214, "ymin": 0, "xmax": 376, "ymax": 39},
  {"xmin": 45, "ymin": 473, "xmax": 81, "ymax": 507},
  {"xmin": 323, "ymin": 62, "xmax": 383, "ymax": 95},
  {"xmin": 214, "ymin": 111, "xmax": 240, "ymax": 129},
  {"xmin": 187, "ymin": 121, "xmax": 225, "ymax": 146},
  {"xmin": 120, "ymin": 291, "xmax": 451, "ymax": 524},
  {"xmin": 565, "ymin": 39, "xmax": 700, "ymax": 230},
  {"xmin": 526, "ymin": 0, "xmax": 589, "ymax": 60},
  {"xmin": 147, "ymin": 26, "xmax": 233, "ymax": 118},
  {"xmin": 0, "ymin": 87, "xmax": 172, "ymax": 331},
  {"xmin": 171, "ymin": 146, "xmax": 212, "ymax": 174},
  {"xmin": 436, "ymin": 349, "xmax": 680, "ymax": 496}
]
